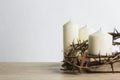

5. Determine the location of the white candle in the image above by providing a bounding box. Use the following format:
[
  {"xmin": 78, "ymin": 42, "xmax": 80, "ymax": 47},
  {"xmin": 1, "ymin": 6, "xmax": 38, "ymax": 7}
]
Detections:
[
  {"xmin": 63, "ymin": 20, "xmax": 78, "ymax": 52},
  {"xmin": 88, "ymin": 29, "xmax": 112, "ymax": 55},
  {"xmin": 79, "ymin": 25, "xmax": 95, "ymax": 42}
]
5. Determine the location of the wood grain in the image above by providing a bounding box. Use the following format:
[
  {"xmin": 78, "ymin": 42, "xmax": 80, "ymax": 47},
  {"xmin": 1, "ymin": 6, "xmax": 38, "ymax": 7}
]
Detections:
[{"xmin": 0, "ymin": 62, "xmax": 120, "ymax": 80}]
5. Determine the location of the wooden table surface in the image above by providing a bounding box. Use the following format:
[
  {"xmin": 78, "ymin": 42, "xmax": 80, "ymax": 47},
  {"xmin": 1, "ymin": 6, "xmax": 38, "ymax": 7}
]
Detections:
[{"xmin": 0, "ymin": 62, "xmax": 119, "ymax": 80}]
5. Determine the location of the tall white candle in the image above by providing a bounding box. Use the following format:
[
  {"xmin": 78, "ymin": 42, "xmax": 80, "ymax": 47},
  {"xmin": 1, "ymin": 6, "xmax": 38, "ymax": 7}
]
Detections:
[
  {"xmin": 79, "ymin": 25, "xmax": 95, "ymax": 42},
  {"xmin": 88, "ymin": 29, "xmax": 112, "ymax": 55},
  {"xmin": 63, "ymin": 20, "xmax": 78, "ymax": 52}
]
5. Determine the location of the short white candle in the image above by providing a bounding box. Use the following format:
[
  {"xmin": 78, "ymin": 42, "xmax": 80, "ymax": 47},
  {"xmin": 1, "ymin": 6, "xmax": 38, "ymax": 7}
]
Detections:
[
  {"xmin": 78, "ymin": 25, "xmax": 95, "ymax": 42},
  {"xmin": 63, "ymin": 20, "xmax": 78, "ymax": 52},
  {"xmin": 88, "ymin": 29, "xmax": 112, "ymax": 55}
]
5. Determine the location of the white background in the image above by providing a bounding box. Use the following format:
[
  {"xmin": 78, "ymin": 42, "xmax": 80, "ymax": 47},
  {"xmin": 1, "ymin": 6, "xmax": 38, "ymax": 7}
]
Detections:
[{"xmin": 0, "ymin": 0, "xmax": 120, "ymax": 62}]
